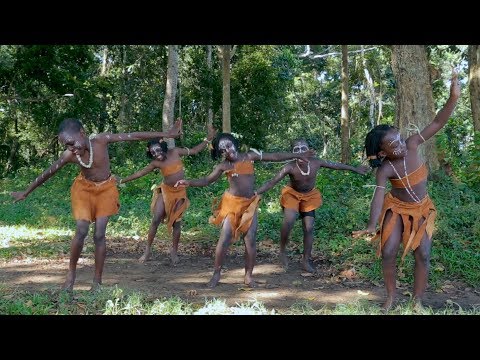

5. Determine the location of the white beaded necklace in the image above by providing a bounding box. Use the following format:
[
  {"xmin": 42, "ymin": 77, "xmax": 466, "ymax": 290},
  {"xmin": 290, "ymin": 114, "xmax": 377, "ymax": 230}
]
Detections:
[
  {"xmin": 296, "ymin": 160, "xmax": 310, "ymax": 176},
  {"xmin": 76, "ymin": 135, "xmax": 94, "ymax": 168},
  {"xmin": 387, "ymin": 157, "xmax": 421, "ymax": 203}
]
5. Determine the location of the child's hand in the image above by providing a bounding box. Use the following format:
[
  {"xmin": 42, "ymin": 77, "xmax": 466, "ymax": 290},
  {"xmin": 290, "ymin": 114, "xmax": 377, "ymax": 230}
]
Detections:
[
  {"xmin": 175, "ymin": 179, "xmax": 189, "ymax": 188},
  {"xmin": 168, "ymin": 118, "xmax": 183, "ymax": 138},
  {"xmin": 207, "ymin": 124, "xmax": 217, "ymax": 142},
  {"xmin": 11, "ymin": 191, "xmax": 27, "ymax": 203},
  {"xmin": 297, "ymin": 149, "xmax": 316, "ymax": 160},
  {"xmin": 355, "ymin": 165, "xmax": 370, "ymax": 175},
  {"xmin": 450, "ymin": 69, "xmax": 461, "ymax": 100},
  {"xmin": 352, "ymin": 228, "xmax": 376, "ymax": 239}
]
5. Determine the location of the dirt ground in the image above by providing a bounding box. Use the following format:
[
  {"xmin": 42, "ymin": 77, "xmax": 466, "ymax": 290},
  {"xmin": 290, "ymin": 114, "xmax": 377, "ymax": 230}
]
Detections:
[{"xmin": 1, "ymin": 237, "xmax": 479, "ymax": 313}]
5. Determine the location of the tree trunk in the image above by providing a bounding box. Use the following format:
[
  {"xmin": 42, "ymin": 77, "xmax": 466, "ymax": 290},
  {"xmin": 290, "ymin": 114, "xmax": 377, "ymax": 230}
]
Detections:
[
  {"xmin": 220, "ymin": 45, "xmax": 231, "ymax": 133},
  {"xmin": 119, "ymin": 45, "xmax": 127, "ymax": 126},
  {"xmin": 101, "ymin": 46, "xmax": 108, "ymax": 76},
  {"xmin": 361, "ymin": 45, "xmax": 376, "ymax": 129},
  {"xmin": 468, "ymin": 45, "xmax": 480, "ymax": 133},
  {"xmin": 162, "ymin": 45, "xmax": 179, "ymax": 148},
  {"xmin": 207, "ymin": 45, "xmax": 213, "ymax": 127},
  {"xmin": 340, "ymin": 45, "xmax": 350, "ymax": 163},
  {"xmin": 391, "ymin": 45, "xmax": 437, "ymax": 170}
]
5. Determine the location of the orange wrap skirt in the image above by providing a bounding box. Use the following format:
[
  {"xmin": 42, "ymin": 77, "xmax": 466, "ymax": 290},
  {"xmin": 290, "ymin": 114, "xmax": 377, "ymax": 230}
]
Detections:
[
  {"xmin": 151, "ymin": 183, "xmax": 190, "ymax": 233},
  {"xmin": 209, "ymin": 192, "xmax": 261, "ymax": 241},
  {"xmin": 372, "ymin": 192, "xmax": 436, "ymax": 260},
  {"xmin": 280, "ymin": 185, "xmax": 322, "ymax": 212},
  {"xmin": 71, "ymin": 174, "xmax": 120, "ymax": 222}
]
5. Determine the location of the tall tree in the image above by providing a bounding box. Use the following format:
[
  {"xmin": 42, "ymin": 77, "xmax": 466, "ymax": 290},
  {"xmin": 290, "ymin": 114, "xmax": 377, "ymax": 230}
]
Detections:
[
  {"xmin": 219, "ymin": 45, "xmax": 236, "ymax": 133},
  {"xmin": 361, "ymin": 45, "xmax": 376, "ymax": 128},
  {"xmin": 162, "ymin": 45, "xmax": 179, "ymax": 148},
  {"xmin": 207, "ymin": 45, "xmax": 213, "ymax": 127},
  {"xmin": 468, "ymin": 45, "xmax": 480, "ymax": 133},
  {"xmin": 340, "ymin": 45, "xmax": 350, "ymax": 163},
  {"xmin": 391, "ymin": 45, "xmax": 437, "ymax": 170}
]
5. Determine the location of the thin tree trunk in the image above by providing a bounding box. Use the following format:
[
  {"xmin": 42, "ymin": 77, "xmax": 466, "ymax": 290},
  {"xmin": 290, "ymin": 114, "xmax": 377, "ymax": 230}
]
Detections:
[
  {"xmin": 361, "ymin": 45, "xmax": 376, "ymax": 128},
  {"xmin": 377, "ymin": 88, "xmax": 383, "ymax": 125},
  {"xmin": 391, "ymin": 45, "xmax": 437, "ymax": 170},
  {"xmin": 101, "ymin": 46, "xmax": 108, "ymax": 76},
  {"xmin": 119, "ymin": 45, "xmax": 127, "ymax": 125},
  {"xmin": 220, "ymin": 45, "xmax": 231, "ymax": 133},
  {"xmin": 207, "ymin": 45, "xmax": 213, "ymax": 127},
  {"xmin": 162, "ymin": 45, "xmax": 179, "ymax": 148},
  {"xmin": 340, "ymin": 45, "xmax": 350, "ymax": 163},
  {"xmin": 468, "ymin": 45, "xmax": 480, "ymax": 133}
]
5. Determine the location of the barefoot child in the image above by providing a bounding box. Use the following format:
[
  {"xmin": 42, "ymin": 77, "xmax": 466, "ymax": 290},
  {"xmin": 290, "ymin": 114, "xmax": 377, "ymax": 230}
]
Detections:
[
  {"xmin": 352, "ymin": 72, "xmax": 460, "ymax": 311},
  {"xmin": 175, "ymin": 133, "xmax": 314, "ymax": 288},
  {"xmin": 11, "ymin": 118, "xmax": 182, "ymax": 291},
  {"xmin": 256, "ymin": 139, "xmax": 369, "ymax": 273},
  {"xmin": 119, "ymin": 124, "xmax": 217, "ymax": 265}
]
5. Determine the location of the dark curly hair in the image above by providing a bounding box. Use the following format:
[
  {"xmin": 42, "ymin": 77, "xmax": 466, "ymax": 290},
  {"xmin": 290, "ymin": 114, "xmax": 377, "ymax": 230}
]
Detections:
[
  {"xmin": 365, "ymin": 124, "xmax": 395, "ymax": 168},
  {"xmin": 146, "ymin": 139, "xmax": 168, "ymax": 159},
  {"xmin": 211, "ymin": 133, "xmax": 239, "ymax": 160},
  {"xmin": 58, "ymin": 118, "xmax": 84, "ymax": 134}
]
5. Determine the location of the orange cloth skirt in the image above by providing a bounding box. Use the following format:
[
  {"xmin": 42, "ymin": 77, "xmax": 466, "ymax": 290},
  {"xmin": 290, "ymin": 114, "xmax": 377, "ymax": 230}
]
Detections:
[
  {"xmin": 280, "ymin": 185, "xmax": 322, "ymax": 212},
  {"xmin": 151, "ymin": 182, "xmax": 190, "ymax": 233}
]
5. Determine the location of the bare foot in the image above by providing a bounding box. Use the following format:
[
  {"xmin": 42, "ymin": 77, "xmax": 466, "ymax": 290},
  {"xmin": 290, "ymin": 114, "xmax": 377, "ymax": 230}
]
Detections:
[
  {"xmin": 207, "ymin": 271, "xmax": 221, "ymax": 288},
  {"xmin": 279, "ymin": 251, "xmax": 289, "ymax": 269},
  {"xmin": 302, "ymin": 257, "xmax": 316, "ymax": 273},
  {"xmin": 381, "ymin": 296, "xmax": 395, "ymax": 313},
  {"xmin": 169, "ymin": 248, "xmax": 179, "ymax": 266},
  {"xmin": 244, "ymin": 276, "xmax": 257, "ymax": 288},
  {"xmin": 138, "ymin": 249, "xmax": 152, "ymax": 263},
  {"xmin": 90, "ymin": 280, "xmax": 102, "ymax": 292},
  {"xmin": 412, "ymin": 298, "xmax": 425, "ymax": 313},
  {"xmin": 62, "ymin": 271, "xmax": 75, "ymax": 292}
]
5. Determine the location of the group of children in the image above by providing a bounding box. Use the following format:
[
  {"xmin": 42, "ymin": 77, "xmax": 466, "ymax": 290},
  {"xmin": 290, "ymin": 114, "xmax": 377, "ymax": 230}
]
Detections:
[{"xmin": 11, "ymin": 72, "xmax": 460, "ymax": 311}]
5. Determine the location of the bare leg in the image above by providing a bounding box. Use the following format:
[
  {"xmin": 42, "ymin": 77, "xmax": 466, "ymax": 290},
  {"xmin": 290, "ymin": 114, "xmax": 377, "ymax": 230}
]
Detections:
[
  {"xmin": 62, "ymin": 220, "xmax": 90, "ymax": 291},
  {"xmin": 169, "ymin": 198, "xmax": 185, "ymax": 265},
  {"xmin": 170, "ymin": 221, "xmax": 181, "ymax": 265},
  {"xmin": 279, "ymin": 209, "xmax": 297, "ymax": 269},
  {"xmin": 301, "ymin": 215, "xmax": 315, "ymax": 273},
  {"xmin": 139, "ymin": 194, "xmax": 165, "ymax": 262},
  {"xmin": 91, "ymin": 216, "xmax": 109, "ymax": 290},
  {"xmin": 412, "ymin": 229, "xmax": 432, "ymax": 312},
  {"xmin": 243, "ymin": 212, "xmax": 258, "ymax": 288},
  {"xmin": 207, "ymin": 218, "xmax": 232, "ymax": 288},
  {"xmin": 381, "ymin": 211, "xmax": 403, "ymax": 311}
]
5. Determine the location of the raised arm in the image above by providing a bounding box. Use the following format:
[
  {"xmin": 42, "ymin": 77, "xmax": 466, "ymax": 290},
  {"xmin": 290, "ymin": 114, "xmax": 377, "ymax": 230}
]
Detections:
[
  {"xmin": 97, "ymin": 118, "xmax": 183, "ymax": 144},
  {"xmin": 11, "ymin": 152, "xmax": 72, "ymax": 202},
  {"xmin": 410, "ymin": 71, "xmax": 461, "ymax": 147},
  {"xmin": 318, "ymin": 159, "xmax": 370, "ymax": 175},
  {"xmin": 256, "ymin": 164, "xmax": 292, "ymax": 195},
  {"xmin": 177, "ymin": 124, "xmax": 217, "ymax": 156},
  {"xmin": 352, "ymin": 168, "xmax": 388, "ymax": 237},
  {"xmin": 120, "ymin": 163, "xmax": 157, "ymax": 184},
  {"xmin": 175, "ymin": 163, "xmax": 225, "ymax": 188}
]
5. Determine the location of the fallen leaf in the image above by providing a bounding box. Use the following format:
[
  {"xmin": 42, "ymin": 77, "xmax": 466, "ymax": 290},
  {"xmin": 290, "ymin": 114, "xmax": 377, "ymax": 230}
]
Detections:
[
  {"xmin": 402, "ymin": 291, "xmax": 412, "ymax": 297},
  {"xmin": 357, "ymin": 290, "xmax": 369, "ymax": 296},
  {"xmin": 292, "ymin": 280, "xmax": 302, "ymax": 287},
  {"xmin": 339, "ymin": 268, "xmax": 356, "ymax": 279},
  {"xmin": 434, "ymin": 263, "xmax": 445, "ymax": 272},
  {"xmin": 306, "ymin": 297, "xmax": 316, "ymax": 301},
  {"xmin": 238, "ymin": 287, "xmax": 254, "ymax": 291},
  {"xmin": 313, "ymin": 286, "xmax": 324, "ymax": 290},
  {"xmin": 187, "ymin": 290, "xmax": 197, "ymax": 297}
]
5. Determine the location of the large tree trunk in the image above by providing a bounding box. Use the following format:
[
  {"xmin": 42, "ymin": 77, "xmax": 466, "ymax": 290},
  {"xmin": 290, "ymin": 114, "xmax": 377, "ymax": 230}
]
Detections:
[
  {"xmin": 220, "ymin": 45, "xmax": 231, "ymax": 133},
  {"xmin": 468, "ymin": 45, "xmax": 480, "ymax": 133},
  {"xmin": 340, "ymin": 45, "xmax": 350, "ymax": 163},
  {"xmin": 162, "ymin": 45, "xmax": 179, "ymax": 148},
  {"xmin": 207, "ymin": 45, "xmax": 213, "ymax": 127},
  {"xmin": 391, "ymin": 45, "xmax": 437, "ymax": 170}
]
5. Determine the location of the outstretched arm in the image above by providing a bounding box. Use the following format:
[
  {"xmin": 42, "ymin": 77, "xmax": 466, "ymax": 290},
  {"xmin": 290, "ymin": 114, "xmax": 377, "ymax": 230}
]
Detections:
[
  {"xmin": 175, "ymin": 163, "xmax": 225, "ymax": 188},
  {"xmin": 177, "ymin": 124, "xmax": 217, "ymax": 156},
  {"xmin": 352, "ymin": 168, "xmax": 388, "ymax": 237},
  {"xmin": 120, "ymin": 163, "xmax": 157, "ymax": 184},
  {"xmin": 256, "ymin": 164, "xmax": 291, "ymax": 195},
  {"xmin": 319, "ymin": 160, "xmax": 370, "ymax": 175},
  {"xmin": 410, "ymin": 71, "xmax": 461, "ymax": 146},
  {"xmin": 248, "ymin": 149, "xmax": 315, "ymax": 162},
  {"xmin": 11, "ymin": 152, "xmax": 72, "ymax": 202},
  {"xmin": 97, "ymin": 118, "xmax": 183, "ymax": 144}
]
